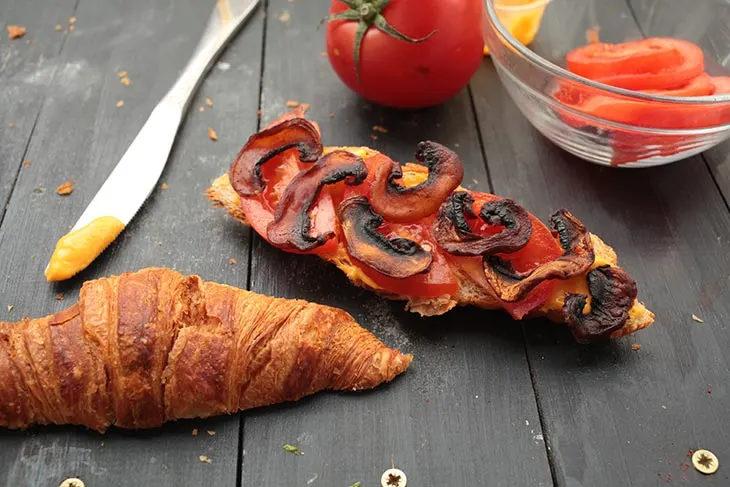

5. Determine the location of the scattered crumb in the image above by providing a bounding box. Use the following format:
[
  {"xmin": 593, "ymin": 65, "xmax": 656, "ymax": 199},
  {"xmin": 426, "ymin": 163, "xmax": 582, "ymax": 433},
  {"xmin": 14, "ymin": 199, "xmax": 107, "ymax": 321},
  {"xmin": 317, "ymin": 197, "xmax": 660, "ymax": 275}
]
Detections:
[
  {"xmin": 207, "ymin": 430, "xmax": 216, "ymax": 436},
  {"xmin": 7, "ymin": 25, "xmax": 26, "ymax": 40},
  {"xmin": 199, "ymin": 106, "xmax": 205, "ymax": 112},
  {"xmin": 192, "ymin": 428, "xmax": 199, "ymax": 436},
  {"xmin": 329, "ymin": 112, "xmax": 335, "ymax": 118},
  {"xmin": 278, "ymin": 9, "xmax": 291, "ymax": 23},
  {"xmin": 286, "ymin": 100, "xmax": 300, "ymax": 108},
  {"xmin": 283, "ymin": 444, "xmax": 304, "ymax": 456},
  {"xmin": 199, "ymin": 455, "xmax": 212, "ymax": 464},
  {"xmin": 631, "ymin": 343, "xmax": 641, "ymax": 351},
  {"xmin": 586, "ymin": 24, "xmax": 600, "ymax": 44},
  {"xmin": 55, "ymin": 25, "xmax": 63, "ymax": 31},
  {"xmin": 208, "ymin": 127, "xmax": 218, "ymax": 141},
  {"xmin": 661, "ymin": 405, "xmax": 667, "ymax": 409},
  {"xmin": 23, "ymin": 160, "xmax": 31, "ymax": 167},
  {"xmin": 69, "ymin": 17, "xmax": 77, "ymax": 24},
  {"xmin": 372, "ymin": 125, "xmax": 388, "ymax": 134},
  {"xmin": 118, "ymin": 71, "xmax": 128, "ymax": 78},
  {"xmin": 320, "ymin": 51, "xmax": 327, "ymax": 57},
  {"xmin": 228, "ymin": 258, "xmax": 237, "ymax": 265},
  {"xmin": 692, "ymin": 314, "xmax": 704, "ymax": 323},
  {"xmin": 217, "ymin": 61, "xmax": 231, "ymax": 71},
  {"xmin": 370, "ymin": 134, "xmax": 378, "ymax": 141},
  {"xmin": 56, "ymin": 293, "xmax": 64, "ymax": 301},
  {"xmin": 205, "ymin": 97, "xmax": 213, "ymax": 107},
  {"xmin": 68, "ymin": 25, "xmax": 76, "ymax": 31},
  {"xmin": 56, "ymin": 180, "xmax": 75, "ymax": 196},
  {"xmin": 160, "ymin": 183, "xmax": 168, "ymax": 191},
  {"xmin": 7, "ymin": 305, "xmax": 13, "ymax": 312},
  {"xmin": 115, "ymin": 100, "xmax": 124, "ymax": 108},
  {"xmin": 120, "ymin": 76, "xmax": 131, "ymax": 86},
  {"xmin": 9, "ymin": 122, "xmax": 15, "ymax": 128},
  {"xmin": 256, "ymin": 109, "xmax": 262, "ymax": 116}
]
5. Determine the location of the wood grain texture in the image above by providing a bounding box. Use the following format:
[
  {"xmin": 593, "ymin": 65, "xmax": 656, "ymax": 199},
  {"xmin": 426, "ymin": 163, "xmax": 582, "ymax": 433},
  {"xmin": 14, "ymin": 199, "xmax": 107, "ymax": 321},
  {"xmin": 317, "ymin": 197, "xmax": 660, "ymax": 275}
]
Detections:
[
  {"xmin": 0, "ymin": 0, "xmax": 264, "ymax": 485},
  {"xmin": 0, "ymin": 0, "xmax": 76, "ymax": 223},
  {"xmin": 473, "ymin": 1, "xmax": 730, "ymax": 485},
  {"xmin": 240, "ymin": 0, "xmax": 553, "ymax": 486}
]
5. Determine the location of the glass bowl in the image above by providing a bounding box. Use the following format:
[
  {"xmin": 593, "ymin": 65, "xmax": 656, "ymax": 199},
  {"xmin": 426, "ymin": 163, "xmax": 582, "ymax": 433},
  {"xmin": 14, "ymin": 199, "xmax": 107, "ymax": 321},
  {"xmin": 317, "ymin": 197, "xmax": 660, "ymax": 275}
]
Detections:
[{"xmin": 483, "ymin": 0, "xmax": 730, "ymax": 167}]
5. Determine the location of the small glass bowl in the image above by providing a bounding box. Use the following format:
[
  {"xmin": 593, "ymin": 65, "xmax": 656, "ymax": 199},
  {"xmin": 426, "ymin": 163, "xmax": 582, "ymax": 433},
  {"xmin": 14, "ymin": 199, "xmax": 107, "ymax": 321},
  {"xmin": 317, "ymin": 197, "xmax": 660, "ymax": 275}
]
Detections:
[{"xmin": 483, "ymin": 0, "xmax": 730, "ymax": 167}]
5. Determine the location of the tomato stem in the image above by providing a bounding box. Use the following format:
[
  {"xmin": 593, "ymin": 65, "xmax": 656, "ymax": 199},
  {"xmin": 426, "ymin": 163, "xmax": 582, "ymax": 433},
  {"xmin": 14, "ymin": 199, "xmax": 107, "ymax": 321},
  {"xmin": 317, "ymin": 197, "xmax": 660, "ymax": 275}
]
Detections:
[{"xmin": 328, "ymin": 0, "xmax": 437, "ymax": 84}]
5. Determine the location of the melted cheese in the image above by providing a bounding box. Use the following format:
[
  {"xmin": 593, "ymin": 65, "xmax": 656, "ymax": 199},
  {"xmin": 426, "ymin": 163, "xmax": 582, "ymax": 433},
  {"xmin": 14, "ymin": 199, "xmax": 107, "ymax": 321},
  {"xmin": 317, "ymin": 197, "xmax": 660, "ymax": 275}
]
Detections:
[{"xmin": 45, "ymin": 216, "xmax": 125, "ymax": 282}]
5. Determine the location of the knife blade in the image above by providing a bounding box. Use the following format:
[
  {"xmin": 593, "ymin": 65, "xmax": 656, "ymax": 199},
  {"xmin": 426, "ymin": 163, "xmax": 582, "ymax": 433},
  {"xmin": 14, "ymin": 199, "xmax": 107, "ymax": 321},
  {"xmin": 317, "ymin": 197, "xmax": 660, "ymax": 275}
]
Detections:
[{"xmin": 45, "ymin": 0, "xmax": 261, "ymax": 282}]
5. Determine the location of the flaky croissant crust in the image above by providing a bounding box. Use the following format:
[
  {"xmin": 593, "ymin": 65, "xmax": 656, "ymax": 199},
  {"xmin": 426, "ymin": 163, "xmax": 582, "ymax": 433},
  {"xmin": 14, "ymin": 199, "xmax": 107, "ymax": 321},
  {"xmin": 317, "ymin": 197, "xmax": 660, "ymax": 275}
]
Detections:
[{"xmin": 0, "ymin": 268, "xmax": 411, "ymax": 432}]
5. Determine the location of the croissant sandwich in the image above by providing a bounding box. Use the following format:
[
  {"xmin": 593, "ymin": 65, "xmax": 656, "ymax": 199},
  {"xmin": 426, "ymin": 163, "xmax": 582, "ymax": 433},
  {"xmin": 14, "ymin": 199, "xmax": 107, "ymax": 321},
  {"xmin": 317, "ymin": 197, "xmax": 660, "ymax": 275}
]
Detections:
[
  {"xmin": 208, "ymin": 108, "xmax": 655, "ymax": 343},
  {"xmin": 0, "ymin": 268, "xmax": 411, "ymax": 432}
]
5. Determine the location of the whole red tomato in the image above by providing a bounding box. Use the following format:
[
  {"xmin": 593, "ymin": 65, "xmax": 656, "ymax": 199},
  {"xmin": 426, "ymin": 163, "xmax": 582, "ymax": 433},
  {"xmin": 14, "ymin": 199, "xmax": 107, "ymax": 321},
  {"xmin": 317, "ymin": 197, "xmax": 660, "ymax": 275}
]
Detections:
[{"xmin": 326, "ymin": 0, "xmax": 484, "ymax": 109}]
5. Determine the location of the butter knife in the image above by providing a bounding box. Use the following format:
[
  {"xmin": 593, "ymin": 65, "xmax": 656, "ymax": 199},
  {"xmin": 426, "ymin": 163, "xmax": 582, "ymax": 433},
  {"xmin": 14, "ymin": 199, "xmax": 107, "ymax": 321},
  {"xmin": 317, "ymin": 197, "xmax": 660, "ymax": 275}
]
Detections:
[{"xmin": 45, "ymin": 0, "xmax": 260, "ymax": 282}]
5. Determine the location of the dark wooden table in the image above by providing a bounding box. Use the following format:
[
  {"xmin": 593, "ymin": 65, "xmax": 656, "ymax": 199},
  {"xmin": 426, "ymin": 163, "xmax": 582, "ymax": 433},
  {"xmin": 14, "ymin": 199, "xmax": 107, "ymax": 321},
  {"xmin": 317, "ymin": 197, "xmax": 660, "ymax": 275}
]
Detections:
[{"xmin": 1, "ymin": 0, "xmax": 729, "ymax": 485}]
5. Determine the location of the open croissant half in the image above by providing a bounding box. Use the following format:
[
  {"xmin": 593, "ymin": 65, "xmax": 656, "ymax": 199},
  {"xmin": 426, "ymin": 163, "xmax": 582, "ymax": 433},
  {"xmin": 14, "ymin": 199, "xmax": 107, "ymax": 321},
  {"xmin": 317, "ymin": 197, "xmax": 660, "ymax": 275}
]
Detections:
[{"xmin": 208, "ymin": 109, "xmax": 654, "ymax": 343}]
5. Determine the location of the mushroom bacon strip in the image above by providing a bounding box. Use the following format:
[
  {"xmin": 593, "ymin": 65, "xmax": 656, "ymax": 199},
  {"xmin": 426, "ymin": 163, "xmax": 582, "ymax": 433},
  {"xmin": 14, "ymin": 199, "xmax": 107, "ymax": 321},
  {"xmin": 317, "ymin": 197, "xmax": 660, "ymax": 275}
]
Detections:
[
  {"xmin": 338, "ymin": 196, "xmax": 433, "ymax": 279},
  {"xmin": 432, "ymin": 192, "xmax": 533, "ymax": 256},
  {"xmin": 563, "ymin": 266, "xmax": 638, "ymax": 343},
  {"xmin": 369, "ymin": 141, "xmax": 464, "ymax": 223},
  {"xmin": 229, "ymin": 118, "xmax": 322, "ymax": 197},
  {"xmin": 267, "ymin": 151, "xmax": 368, "ymax": 252},
  {"xmin": 483, "ymin": 209, "xmax": 595, "ymax": 302}
]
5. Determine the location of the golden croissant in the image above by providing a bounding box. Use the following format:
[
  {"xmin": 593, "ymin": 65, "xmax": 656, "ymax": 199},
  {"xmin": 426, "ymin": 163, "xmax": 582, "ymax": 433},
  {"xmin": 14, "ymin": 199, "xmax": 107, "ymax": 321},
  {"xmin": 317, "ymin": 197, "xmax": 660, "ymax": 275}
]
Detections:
[{"xmin": 0, "ymin": 268, "xmax": 411, "ymax": 432}]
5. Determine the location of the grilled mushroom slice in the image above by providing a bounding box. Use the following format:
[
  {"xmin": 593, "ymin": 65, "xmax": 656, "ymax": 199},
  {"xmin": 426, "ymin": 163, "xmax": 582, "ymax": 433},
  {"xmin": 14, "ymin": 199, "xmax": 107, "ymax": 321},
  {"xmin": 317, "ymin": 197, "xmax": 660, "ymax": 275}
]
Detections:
[
  {"xmin": 338, "ymin": 196, "xmax": 432, "ymax": 278},
  {"xmin": 433, "ymin": 192, "xmax": 533, "ymax": 256},
  {"xmin": 229, "ymin": 118, "xmax": 322, "ymax": 196},
  {"xmin": 267, "ymin": 151, "xmax": 368, "ymax": 251},
  {"xmin": 563, "ymin": 266, "xmax": 638, "ymax": 343},
  {"xmin": 369, "ymin": 141, "xmax": 464, "ymax": 223},
  {"xmin": 483, "ymin": 209, "xmax": 595, "ymax": 302}
]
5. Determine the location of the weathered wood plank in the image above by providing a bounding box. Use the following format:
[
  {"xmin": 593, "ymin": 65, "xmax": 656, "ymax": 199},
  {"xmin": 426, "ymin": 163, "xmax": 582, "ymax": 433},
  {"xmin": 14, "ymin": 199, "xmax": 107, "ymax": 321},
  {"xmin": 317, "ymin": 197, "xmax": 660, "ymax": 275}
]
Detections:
[
  {"xmin": 240, "ymin": 0, "xmax": 553, "ymax": 486},
  {"xmin": 0, "ymin": 0, "xmax": 76, "ymax": 222},
  {"xmin": 0, "ymin": 0, "xmax": 264, "ymax": 485},
  {"xmin": 472, "ymin": 1, "xmax": 730, "ymax": 485}
]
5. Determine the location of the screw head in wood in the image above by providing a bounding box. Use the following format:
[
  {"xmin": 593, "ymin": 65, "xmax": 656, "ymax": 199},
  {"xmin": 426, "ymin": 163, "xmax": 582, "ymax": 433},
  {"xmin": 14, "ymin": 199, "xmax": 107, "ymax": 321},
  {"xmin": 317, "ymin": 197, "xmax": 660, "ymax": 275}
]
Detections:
[
  {"xmin": 381, "ymin": 468, "xmax": 407, "ymax": 487},
  {"xmin": 692, "ymin": 449, "xmax": 719, "ymax": 475},
  {"xmin": 59, "ymin": 479, "xmax": 85, "ymax": 487}
]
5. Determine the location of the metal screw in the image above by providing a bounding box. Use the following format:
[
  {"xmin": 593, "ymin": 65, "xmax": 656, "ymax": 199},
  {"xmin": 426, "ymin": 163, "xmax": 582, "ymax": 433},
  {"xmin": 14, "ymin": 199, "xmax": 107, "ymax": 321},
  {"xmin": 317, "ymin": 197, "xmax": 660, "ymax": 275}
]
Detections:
[
  {"xmin": 381, "ymin": 468, "xmax": 407, "ymax": 487},
  {"xmin": 59, "ymin": 479, "xmax": 85, "ymax": 487},
  {"xmin": 692, "ymin": 449, "xmax": 719, "ymax": 475}
]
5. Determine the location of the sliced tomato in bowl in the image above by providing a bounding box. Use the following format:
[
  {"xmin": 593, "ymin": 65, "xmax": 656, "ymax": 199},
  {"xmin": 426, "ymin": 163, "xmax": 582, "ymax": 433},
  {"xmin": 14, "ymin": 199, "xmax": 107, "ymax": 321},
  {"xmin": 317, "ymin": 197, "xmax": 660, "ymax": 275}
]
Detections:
[{"xmin": 567, "ymin": 37, "xmax": 705, "ymax": 91}]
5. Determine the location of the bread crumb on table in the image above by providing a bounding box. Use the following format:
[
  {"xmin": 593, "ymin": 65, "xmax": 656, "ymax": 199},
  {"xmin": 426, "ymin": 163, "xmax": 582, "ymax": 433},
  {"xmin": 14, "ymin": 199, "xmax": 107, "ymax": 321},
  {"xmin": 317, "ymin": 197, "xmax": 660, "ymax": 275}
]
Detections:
[
  {"xmin": 205, "ymin": 97, "xmax": 213, "ymax": 107},
  {"xmin": 199, "ymin": 455, "xmax": 212, "ymax": 464},
  {"xmin": 56, "ymin": 293, "xmax": 64, "ymax": 301},
  {"xmin": 56, "ymin": 180, "xmax": 75, "ymax": 196},
  {"xmin": 120, "ymin": 76, "xmax": 131, "ymax": 86},
  {"xmin": 160, "ymin": 183, "xmax": 168, "ymax": 191},
  {"xmin": 631, "ymin": 343, "xmax": 641, "ymax": 351},
  {"xmin": 228, "ymin": 258, "xmax": 237, "ymax": 265},
  {"xmin": 115, "ymin": 100, "xmax": 124, "ymax": 108},
  {"xmin": 278, "ymin": 9, "xmax": 291, "ymax": 23},
  {"xmin": 286, "ymin": 100, "xmax": 300, "ymax": 108},
  {"xmin": 692, "ymin": 314, "xmax": 704, "ymax": 323},
  {"xmin": 207, "ymin": 430, "xmax": 216, "ymax": 436},
  {"xmin": 7, "ymin": 25, "xmax": 26, "ymax": 40},
  {"xmin": 23, "ymin": 160, "xmax": 31, "ymax": 167},
  {"xmin": 118, "ymin": 71, "xmax": 127, "ymax": 78},
  {"xmin": 192, "ymin": 428, "xmax": 199, "ymax": 436},
  {"xmin": 372, "ymin": 125, "xmax": 388, "ymax": 134},
  {"xmin": 208, "ymin": 127, "xmax": 218, "ymax": 141}
]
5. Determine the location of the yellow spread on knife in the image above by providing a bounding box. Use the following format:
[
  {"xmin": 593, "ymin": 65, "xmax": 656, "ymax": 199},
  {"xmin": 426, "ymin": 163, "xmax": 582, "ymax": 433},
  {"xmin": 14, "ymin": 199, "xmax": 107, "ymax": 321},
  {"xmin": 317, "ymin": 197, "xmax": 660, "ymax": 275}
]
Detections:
[{"xmin": 45, "ymin": 216, "xmax": 125, "ymax": 282}]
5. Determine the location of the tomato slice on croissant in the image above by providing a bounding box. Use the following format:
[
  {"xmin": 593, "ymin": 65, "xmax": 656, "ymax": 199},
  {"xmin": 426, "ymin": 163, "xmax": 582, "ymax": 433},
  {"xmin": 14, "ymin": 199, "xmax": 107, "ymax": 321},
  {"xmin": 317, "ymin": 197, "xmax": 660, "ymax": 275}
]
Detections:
[{"xmin": 210, "ymin": 110, "xmax": 655, "ymax": 343}]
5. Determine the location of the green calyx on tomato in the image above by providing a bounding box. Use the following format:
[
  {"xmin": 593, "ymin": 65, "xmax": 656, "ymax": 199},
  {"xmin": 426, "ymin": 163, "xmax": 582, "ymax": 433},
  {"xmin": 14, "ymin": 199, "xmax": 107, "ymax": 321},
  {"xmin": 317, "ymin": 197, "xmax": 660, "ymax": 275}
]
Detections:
[{"xmin": 328, "ymin": 0, "xmax": 436, "ymax": 82}]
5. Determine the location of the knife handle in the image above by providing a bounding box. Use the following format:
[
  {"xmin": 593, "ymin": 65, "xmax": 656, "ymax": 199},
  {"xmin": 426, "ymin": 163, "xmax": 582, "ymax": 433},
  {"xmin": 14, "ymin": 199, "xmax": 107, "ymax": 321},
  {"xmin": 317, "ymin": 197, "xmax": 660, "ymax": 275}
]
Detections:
[{"xmin": 164, "ymin": 0, "xmax": 260, "ymax": 109}]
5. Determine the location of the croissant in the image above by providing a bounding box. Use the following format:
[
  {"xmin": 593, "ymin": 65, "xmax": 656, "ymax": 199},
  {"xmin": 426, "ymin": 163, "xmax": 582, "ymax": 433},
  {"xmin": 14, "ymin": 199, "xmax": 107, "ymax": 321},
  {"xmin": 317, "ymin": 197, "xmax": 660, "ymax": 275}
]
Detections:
[{"xmin": 0, "ymin": 268, "xmax": 411, "ymax": 432}]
